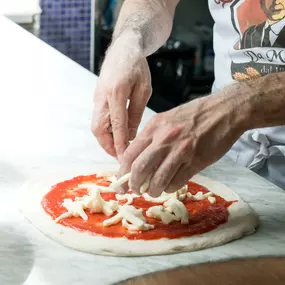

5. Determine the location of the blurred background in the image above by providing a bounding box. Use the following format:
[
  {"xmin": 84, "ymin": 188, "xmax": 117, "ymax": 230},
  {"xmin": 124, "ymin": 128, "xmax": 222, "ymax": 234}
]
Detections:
[{"xmin": 0, "ymin": 0, "xmax": 214, "ymax": 113}]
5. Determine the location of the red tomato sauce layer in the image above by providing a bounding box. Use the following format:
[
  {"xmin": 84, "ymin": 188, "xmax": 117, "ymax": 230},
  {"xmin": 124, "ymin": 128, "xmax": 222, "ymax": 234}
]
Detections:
[{"xmin": 41, "ymin": 174, "xmax": 234, "ymax": 240}]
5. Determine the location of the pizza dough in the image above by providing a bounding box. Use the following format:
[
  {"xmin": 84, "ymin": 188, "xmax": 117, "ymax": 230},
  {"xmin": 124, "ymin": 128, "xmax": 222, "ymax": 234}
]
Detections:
[{"xmin": 19, "ymin": 164, "xmax": 259, "ymax": 257}]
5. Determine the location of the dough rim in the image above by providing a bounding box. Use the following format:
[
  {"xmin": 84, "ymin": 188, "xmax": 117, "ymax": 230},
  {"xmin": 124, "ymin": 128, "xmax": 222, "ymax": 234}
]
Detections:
[{"xmin": 19, "ymin": 164, "xmax": 259, "ymax": 257}]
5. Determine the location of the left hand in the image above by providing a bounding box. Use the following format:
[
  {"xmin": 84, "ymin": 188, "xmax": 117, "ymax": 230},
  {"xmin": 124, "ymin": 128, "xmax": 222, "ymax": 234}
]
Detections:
[{"xmin": 119, "ymin": 92, "xmax": 247, "ymax": 197}]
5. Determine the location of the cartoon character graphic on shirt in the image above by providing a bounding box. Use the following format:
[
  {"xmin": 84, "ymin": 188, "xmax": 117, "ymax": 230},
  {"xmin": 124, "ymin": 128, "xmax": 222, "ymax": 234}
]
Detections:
[
  {"xmin": 241, "ymin": 0, "xmax": 285, "ymax": 49},
  {"xmin": 215, "ymin": 0, "xmax": 285, "ymax": 81}
]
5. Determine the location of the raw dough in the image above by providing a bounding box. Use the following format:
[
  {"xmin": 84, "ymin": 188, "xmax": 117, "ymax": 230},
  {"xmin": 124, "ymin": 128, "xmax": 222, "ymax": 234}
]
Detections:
[{"xmin": 19, "ymin": 164, "xmax": 259, "ymax": 257}]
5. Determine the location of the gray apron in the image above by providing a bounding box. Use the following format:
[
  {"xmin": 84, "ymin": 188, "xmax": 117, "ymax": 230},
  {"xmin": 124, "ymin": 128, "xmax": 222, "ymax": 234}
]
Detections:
[{"xmin": 227, "ymin": 126, "xmax": 285, "ymax": 189}]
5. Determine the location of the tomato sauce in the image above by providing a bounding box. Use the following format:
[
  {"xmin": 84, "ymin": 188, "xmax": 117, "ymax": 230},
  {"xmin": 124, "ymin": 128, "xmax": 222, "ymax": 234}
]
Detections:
[{"xmin": 41, "ymin": 174, "xmax": 234, "ymax": 240}]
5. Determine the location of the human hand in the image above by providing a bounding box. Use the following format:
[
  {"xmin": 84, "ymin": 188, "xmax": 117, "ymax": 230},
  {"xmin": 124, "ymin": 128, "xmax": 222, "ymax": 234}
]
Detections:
[
  {"xmin": 119, "ymin": 93, "xmax": 246, "ymax": 196},
  {"xmin": 91, "ymin": 36, "xmax": 152, "ymax": 160}
]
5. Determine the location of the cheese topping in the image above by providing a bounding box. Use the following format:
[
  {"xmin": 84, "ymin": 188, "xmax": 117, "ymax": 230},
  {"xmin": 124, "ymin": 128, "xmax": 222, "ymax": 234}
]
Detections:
[
  {"xmin": 208, "ymin": 196, "xmax": 216, "ymax": 204},
  {"xmin": 188, "ymin": 191, "xmax": 214, "ymax": 201},
  {"xmin": 87, "ymin": 187, "xmax": 118, "ymax": 216},
  {"xmin": 143, "ymin": 192, "xmax": 176, "ymax": 203},
  {"xmin": 78, "ymin": 183, "xmax": 115, "ymax": 193},
  {"xmin": 56, "ymin": 187, "xmax": 119, "ymax": 223},
  {"xmin": 55, "ymin": 174, "xmax": 217, "ymax": 231},
  {"xmin": 143, "ymin": 184, "xmax": 189, "ymax": 203},
  {"xmin": 103, "ymin": 205, "xmax": 154, "ymax": 231},
  {"xmin": 146, "ymin": 205, "xmax": 179, "ymax": 224},
  {"xmin": 177, "ymin": 185, "xmax": 188, "ymax": 201},
  {"xmin": 115, "ymin": 193, "xmax": 138, "ymax": 205},
  {"xmin": 140, "ymin": 175, "xmax": 151, "ymax": 194},
  {"xmin": 109, "ymin": 173, "xmax": 151, "ymax": 194},
  {"xmin": 109, "ymin": 173, "xmax": 131, "ymax": 190},
  {"xmin": 164, "ymin": 198, "xmax": 190, "ymax": 224},
  {"xmin": 102, "ymin": 212, "xmax": 122, "ymax": 227},
  {"xmin": 55, "ymin": 198, "xmax": 88, "ymax": 223}
]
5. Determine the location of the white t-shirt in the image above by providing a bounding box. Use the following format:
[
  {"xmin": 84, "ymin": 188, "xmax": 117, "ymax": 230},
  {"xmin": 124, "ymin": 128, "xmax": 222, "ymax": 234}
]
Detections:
[{"xmin": 209, "ymin": 0, "xmax": 285, "ymax": 189}]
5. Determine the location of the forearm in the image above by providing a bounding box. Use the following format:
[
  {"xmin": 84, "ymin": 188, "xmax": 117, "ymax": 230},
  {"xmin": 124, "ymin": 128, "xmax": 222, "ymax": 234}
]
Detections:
[
  {"xmin": 111, "ymin": 0, "xmax": 179, "ymax": 56},
  {"xmin": 222, "ymin": 72, "xmax": 285, "ymax": 131}
]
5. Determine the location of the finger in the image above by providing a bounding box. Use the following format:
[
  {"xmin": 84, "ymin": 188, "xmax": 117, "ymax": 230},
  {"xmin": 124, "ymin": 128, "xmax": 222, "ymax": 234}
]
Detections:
[
  {"xmin": 147, "ymin": 149, "xmax": 185, "ymax": 197},
  {"xmin": 108, "ymin": 84, "xmax": 130, "ymax": 160},
  {"xmin": 117, "ymin": 132, "xmax": 152, "ymax": 193},
  {"xmin": 91, "ymin": 93, "xmax": 116, "ymax": 157},
  {"xmin": 119, "ymin": 137, "xmax": 152, "ymax": 175},
  {"xmin": 128, "ymin": 83, "xmax": 152, "ymax": 140},
  {"xmin": 165, "ymin": 163, "xmax": 198, "ymax": 194},
  {"xmin": 129, "ymin": 144, "xmax": 169, "ymax": 194}
]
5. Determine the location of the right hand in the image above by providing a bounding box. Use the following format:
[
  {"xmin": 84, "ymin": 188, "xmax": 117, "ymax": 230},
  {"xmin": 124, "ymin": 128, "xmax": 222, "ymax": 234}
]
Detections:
[{"xmin": 91, "ymin": 37, "xmax": 152, "ymax": 160}]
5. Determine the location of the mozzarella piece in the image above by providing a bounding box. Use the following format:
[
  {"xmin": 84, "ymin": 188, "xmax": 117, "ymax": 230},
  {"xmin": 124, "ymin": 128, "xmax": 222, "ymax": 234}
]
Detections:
[
  {"xmin": 119, "ymin": 205, "xmax": 145, "ymax": 228},
  {"xmin": 115, "ymin": 193, "xmax": 134, "ymax": 205},
  {"xmin": 103, "ymin": 205, "xmax": 154, "ymax": 231},
  {"xmin": 103, "ymin": 212, "xmax": 122, "ymax": 227},
  {"xmin": 88, "ymin": 188, "xmax": 119, "ymax": 216},
  {"xmin": 187, "ymin": 192, "xmax": 193, "ymax": 199},
  {"xmin": 140, "ymin": 176, "xmax": 151, "ymax": 194},
  {"xmin": 208, "ymin": 196, "xmax": 216, "ymax": 204},
  {"xmin": 146, "ymin": 205, "xmax": 178, "ymax": 224},
  {"xmin": 203, "ymin": 192, "xmax": 213, "ymax": 198},
  {"xmin": 109, "ymin": 173, "xmax": 131, "ymax": 190},
  {"xmin": 78, "ymin": 184, "xmax": 115, "ymax": 193},
  {"xmin": 106, "ymin": 175, "xmax": 117, "ymax": 183},
  {"xmin": 55, "ymin": 198, "xmax": 88, "ymax": 223},
  {"xmin": 75, "ymin": 195, "xmax": 92, "ymax": 208},
  {"xmin": 177, "ymin": 184, "xmax": 188, "ymax": 195},
  {"xmin": 164, "ymin": 198, "xmax": 190, "ymax": 224},
  {"xmin": 178, "ymin": 193, "xmax": 187, "ymax": 201},
  {"xmin": 193, "ymin": 191, "xmax": 204, "ymax": 201},
  {"xmin": 96, "ymin": 172, "xmax": 118, "ymax": 183},
  {"xmin": 122, "ymin": 218, "xmax": 154, "ymax": 231},
  {"xmin": 191, "ymin": 191, "xmax": 214, "ymax": 201},
  {"xmin": 143, "ymin": 192, "xmax": 176, "ymax": 203},
  {"xmin": 142, "ymin": 184, "xmax": 188, "ymax": 203}
]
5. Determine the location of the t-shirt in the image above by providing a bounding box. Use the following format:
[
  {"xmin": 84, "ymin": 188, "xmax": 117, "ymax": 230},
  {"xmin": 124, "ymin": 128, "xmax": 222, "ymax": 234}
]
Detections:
[{"xmin": 208, "ymin": 0, "xmax": 285, "ymax": 189}]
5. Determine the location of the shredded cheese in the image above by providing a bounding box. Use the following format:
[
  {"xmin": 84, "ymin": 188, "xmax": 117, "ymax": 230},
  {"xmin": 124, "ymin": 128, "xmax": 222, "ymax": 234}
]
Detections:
[
  {"xmin": 55, "ymin": 198, "xmax": 88, "ymax": 223},
  {"xmin": 143, "ymin": 192, "xmax": 176, "ymax": 203},
  {"xmin": 203, "ymin": 192, "xmax": 213, "ymax": 198},
  {"xmin": 142, "ymin": 184, "xmax": 188, "ymax": 203},
  {"xmin": 115, "ymin": 193, "xmax": 136, "ymax": 205},
  {"xmin": 164, "ymin": 198, "xmax": 190, "ymax": 224},
  {"xmin": 103, "ymin": 212, "xmax": 122, "ymax": 227},
  {"xmin": 208, "ymin": 196, "xmax": 216, "ymax": 204},
  {"xmin": 78, "ymin": 183, "xmax": 115, "ymax": 193},
  {"xmin": 88, "ymin": 187, "xmax": 118, "ymax": 216},
  {"xmin": 187, "ymin": 192, "xmax": 193, "ymax": 199},
  {"xmin": 122, "ymin": 218, "xmax": 154, "ymax": 231},
  {"xmin": 54, "ymin": 173, "xmax": 197, "ymax": 232},
  {"xmin": 146, "ymin": 205, "xmax": 179, "ymax": 224},
  {"xmin": 140, "ymin": 175, "xmax": 151, "ymax": 194},
  {"xmin": 103, "ymin": 205, "xmax": 154, "ymax": 231},
  {"xmin": 109, "ymin": 173, "xmax": 131, "ymax": 190},
  {"xmin": 190, "ymin": 191, "xmax": 214, "ymax": 201}
]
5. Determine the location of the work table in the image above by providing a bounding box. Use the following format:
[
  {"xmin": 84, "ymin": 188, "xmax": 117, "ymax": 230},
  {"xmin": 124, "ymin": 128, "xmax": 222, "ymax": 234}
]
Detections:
[{"xmin": 1, "ymin": 16, "xmax": 285, "ymax": 285}]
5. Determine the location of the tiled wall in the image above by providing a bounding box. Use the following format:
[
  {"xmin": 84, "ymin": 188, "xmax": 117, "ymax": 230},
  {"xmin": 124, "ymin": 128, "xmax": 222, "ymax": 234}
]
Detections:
[{"xmin": 40, "ymin": 0, "xmax": 91, "ymax": 70}]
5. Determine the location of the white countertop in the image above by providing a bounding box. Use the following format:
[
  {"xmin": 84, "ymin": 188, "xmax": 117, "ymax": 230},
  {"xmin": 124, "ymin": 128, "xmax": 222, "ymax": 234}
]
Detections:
[{"xmin": 1, "ymin": 16, "xmax": 285, "ymax": 285}]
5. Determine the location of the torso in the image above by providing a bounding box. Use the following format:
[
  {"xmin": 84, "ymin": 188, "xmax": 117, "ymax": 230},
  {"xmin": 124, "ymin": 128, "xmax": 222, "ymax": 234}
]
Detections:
[{"xmin": 209, "ymin": 0, "xmax": 285, "ymax": 189}]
